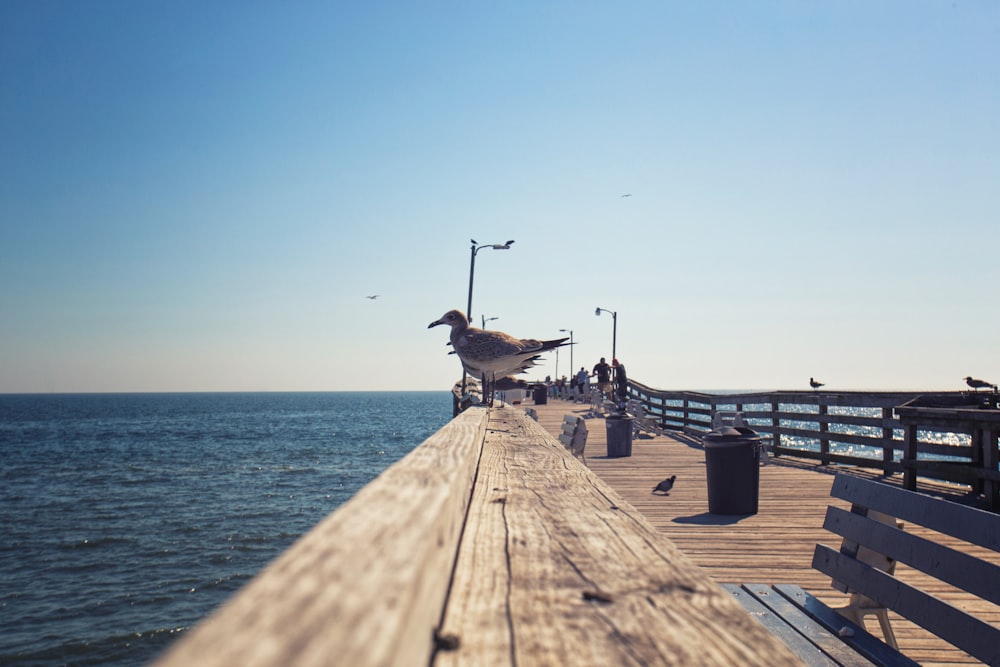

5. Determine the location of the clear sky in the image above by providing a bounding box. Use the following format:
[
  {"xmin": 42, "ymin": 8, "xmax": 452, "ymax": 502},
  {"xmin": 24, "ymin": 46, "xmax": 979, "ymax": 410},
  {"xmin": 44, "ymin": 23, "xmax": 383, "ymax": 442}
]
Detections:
[{"xmin": 1, "ymin": 1, "xmax": 997, "ymax": 394}]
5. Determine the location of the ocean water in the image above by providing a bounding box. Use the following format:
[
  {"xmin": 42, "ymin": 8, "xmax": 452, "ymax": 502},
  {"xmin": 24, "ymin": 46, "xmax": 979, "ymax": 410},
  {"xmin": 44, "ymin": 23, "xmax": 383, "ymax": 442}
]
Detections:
[{"xmin": 0, "ymin": 392, "xmax": 451, "ymax": 667}]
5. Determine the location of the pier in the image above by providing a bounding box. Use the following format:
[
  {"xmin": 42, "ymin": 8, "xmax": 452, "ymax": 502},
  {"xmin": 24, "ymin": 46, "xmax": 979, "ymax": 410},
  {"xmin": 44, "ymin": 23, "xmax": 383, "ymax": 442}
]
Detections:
[{"xmin": 155, "ymin": 388, "xmax": 1000, "ymax": 667}]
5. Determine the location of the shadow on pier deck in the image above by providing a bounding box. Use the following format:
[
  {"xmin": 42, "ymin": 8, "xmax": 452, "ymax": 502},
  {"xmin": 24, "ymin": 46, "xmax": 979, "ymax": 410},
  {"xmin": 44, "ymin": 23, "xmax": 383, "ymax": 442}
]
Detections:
[{"xmin": 528, "ymin": 397, "xmax": 999, "ymax": 667}]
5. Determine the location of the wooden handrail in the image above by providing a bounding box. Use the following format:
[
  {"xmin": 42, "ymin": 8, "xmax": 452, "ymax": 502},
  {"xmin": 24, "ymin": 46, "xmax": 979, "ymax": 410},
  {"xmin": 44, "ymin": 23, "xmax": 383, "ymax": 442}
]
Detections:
[
  {"xmin": 154, "ymin": 407, "xmax": 799, "ymax": 666},
  {"xmin": 154, "ymin": 407, "xmax": 487, "ymax": 667}
]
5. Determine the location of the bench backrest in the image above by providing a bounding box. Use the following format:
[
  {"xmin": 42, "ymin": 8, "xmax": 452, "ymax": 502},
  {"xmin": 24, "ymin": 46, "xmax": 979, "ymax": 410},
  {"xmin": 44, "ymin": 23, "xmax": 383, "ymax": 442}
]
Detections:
[
  {"xmin": 813, "ymin": 474, "xmax": 1000, "ymax": 664},
  {"xmin": 558, "ymin": 414, "xmax": 587, "ymax": 461}
]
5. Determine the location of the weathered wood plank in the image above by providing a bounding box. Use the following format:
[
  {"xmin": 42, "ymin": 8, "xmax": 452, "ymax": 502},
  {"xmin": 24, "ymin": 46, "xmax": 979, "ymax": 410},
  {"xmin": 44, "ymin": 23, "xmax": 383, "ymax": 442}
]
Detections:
[
  {"xmin": 828, "ymin": 475, "xmax": 1000, "ymax": 552},
  {"xmin": 771, "ymin": 585, "xmax": 921, "ymax": 667},
  {"xmin": 154, "ymin": 407, "xmax": 488, "ymax": 667},
  {"xmin": 739, "ymin": 583, "xmax": 879, "ymax": 667},
  {"xmin": 823, "ymin": 506, "xmax": 1000, "ymax": 605},
  {"xmin": 722, "ymin": 584, "xmax": 842, "ymax": 667},
  {"xmin": 435, "ymin": 408, "xmax": 801, "ymax": 666}
]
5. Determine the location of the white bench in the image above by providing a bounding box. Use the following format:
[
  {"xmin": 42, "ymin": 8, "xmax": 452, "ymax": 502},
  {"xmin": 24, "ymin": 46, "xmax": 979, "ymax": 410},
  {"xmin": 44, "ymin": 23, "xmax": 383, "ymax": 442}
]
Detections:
[{"xmin": 558, "ymin": 414, "xmax": 588, "ymax": 464}]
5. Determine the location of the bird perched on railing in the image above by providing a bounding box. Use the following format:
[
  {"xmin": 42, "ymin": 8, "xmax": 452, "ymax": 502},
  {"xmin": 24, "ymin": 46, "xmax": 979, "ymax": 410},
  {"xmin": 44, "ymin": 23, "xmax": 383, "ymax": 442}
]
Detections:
[
  {"xmin": 810, "ymin": 377, "xmax": 824, "ymax": 390},
  {"xmin": 964, "ymin": 376, "xmax": 997, "ymax": 392},
  {"xmin": 652, "ymin": 475, "xmax": 676, "ymax": 495},
  {"xmin": 429, "ymin": 309, "xmax": 568, "ymax": 406}
]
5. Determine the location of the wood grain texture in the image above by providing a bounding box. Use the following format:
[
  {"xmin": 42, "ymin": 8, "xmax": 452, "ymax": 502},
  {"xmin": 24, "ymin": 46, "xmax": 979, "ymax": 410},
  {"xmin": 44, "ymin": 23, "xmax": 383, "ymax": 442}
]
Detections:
[
  {"xmin": 435, "ymin": 408, "xmax": 801, "ymax": 666},
  {"xmin": 154, "ymin": 407, "xmax": 488, "ymax": 667}
]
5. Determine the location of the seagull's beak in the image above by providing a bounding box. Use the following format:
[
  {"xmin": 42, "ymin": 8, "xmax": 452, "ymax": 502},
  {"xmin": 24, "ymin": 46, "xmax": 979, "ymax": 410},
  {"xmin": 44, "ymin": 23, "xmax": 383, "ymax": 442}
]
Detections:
[{"xmin": 428, "ymin": 319, "xmax": 443, "ymax": 329}]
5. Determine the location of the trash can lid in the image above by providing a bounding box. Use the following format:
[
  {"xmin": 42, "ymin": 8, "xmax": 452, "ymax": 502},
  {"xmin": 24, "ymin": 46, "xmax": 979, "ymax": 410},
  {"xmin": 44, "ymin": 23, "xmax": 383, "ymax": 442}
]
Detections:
[{"xmin": 703, "ymin": 426, "xmax": 760, "ymax": 442}]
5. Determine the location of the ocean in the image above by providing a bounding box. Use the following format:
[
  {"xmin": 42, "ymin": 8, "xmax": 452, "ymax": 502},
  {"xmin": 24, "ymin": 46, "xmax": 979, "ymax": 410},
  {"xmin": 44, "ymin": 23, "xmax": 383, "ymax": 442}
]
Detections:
[{"xmin": 0, "ymin": 391, "xmax": 452, "ymax": 667}]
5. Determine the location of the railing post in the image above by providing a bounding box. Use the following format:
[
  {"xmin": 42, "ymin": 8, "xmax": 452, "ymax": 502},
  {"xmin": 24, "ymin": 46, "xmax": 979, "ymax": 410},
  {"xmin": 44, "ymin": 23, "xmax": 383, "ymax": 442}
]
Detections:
[
  {"xmin": 881, "ymin": 406, "xmax": 894, "ymax": 475},
  {"xmin": 903, "ymin": 423, "xmax": 918, "ymax": 491},
  {"xmin": 818, "ymin": 401, "xmax": 830, "ymax": 465},
  {"xmin": 770, "ymin": 398, "xmax": 781, "ymax": 456}
]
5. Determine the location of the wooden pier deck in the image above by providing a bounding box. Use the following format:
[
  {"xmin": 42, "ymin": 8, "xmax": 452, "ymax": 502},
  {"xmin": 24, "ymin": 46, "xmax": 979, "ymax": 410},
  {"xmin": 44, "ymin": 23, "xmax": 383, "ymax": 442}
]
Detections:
[{"xmin": 527, "ymin": 396, "xmax": 999, "ymax": 667}]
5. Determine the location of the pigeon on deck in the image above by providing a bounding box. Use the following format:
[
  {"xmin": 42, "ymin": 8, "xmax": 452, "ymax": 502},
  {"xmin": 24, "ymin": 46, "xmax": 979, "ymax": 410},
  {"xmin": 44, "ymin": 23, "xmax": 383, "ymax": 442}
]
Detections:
[
  {"xmin": 964, "ymin": 376, "xmax": 998, "ymax": 392},
  {"xmin": 652, "ymin": 475, "xmax": 676, "ymax": 495},
  {"xmin": 810, "ymin": 377, "xmax": 824, "ymax": 390},
  {"xmin": 429, "ymin": 309, "xmax": 568, "ymax": 406}
]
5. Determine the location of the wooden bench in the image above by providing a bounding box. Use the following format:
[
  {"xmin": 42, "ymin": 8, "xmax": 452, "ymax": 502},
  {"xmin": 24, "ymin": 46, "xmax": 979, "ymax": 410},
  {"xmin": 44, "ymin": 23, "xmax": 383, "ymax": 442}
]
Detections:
[
  {"xmin": 726, "ymin": 474, "xmax": 1000, "ymax": 666},
  {"xmin": 558, "ymin": 414, "xmax": 587, "ymax": 463}
]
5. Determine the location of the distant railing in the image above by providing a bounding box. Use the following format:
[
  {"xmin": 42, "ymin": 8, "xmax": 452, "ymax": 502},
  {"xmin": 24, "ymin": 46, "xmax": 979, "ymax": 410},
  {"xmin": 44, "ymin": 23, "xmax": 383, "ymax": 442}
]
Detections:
[{"xmin": 626, "ymin": 380, "xmax": 998, "ymax": 492}]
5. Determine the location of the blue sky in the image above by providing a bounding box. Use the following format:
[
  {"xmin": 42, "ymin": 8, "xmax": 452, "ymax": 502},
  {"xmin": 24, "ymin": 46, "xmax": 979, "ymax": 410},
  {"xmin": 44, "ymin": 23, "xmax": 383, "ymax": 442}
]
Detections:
[{"xmin": 2, "ymin": 1, "xmax": 997, "ymax": 393}]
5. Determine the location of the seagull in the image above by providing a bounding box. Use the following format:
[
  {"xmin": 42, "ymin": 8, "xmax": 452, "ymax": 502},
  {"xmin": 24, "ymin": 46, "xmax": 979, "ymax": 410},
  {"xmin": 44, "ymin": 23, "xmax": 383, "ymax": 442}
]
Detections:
[
  {"xmin": 964, "ymin": 376, "xmax": 997, "ymax": 392},
  {"xmin": 810, "ymin": 377, "xmax": 824, "ymax": 390},
  {"xmin": 621, "ymin": 193, "xmax": 632, "ymax": 197},
  {"xmin": 652, "ymin": 475, "xmax": 676, "ymax": 495},
  {"xmin": 365, "ymin": 295, "xmax": 380, "ymax": 300},
  {"xmin": 429, "ymin": 309, "xmax": 568, "ymax": 406}
]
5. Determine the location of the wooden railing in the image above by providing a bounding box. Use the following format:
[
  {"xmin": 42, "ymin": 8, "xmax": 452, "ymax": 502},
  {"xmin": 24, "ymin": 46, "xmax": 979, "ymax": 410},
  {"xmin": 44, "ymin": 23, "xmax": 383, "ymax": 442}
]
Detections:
[
  {"xmin": 152, "ymin": 406, "xmax": 798, "ymax": 666},
  {"xmin": 626, "ymin": 380, "xmax": 999, "ymax": 492}
]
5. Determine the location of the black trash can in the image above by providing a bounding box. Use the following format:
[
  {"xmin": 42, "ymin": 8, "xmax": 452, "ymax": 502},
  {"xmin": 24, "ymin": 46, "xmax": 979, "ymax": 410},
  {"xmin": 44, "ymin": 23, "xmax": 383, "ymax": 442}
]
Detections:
[
  {"xmin": 606, "ymin": 413, "xmax": 634, "ymax": 458},
  {"xmin": 532, "ymin": 385, "xmax": 547, "ymax": 405},
  {"xmin": 703, "ymin": 426, "xmax": 761, "ymax": 514}
]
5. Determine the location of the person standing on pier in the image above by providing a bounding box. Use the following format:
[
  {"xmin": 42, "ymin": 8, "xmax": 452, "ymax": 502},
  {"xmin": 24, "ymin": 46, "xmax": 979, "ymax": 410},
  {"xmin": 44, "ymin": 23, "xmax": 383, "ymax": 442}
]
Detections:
[
  {"xmin": 576, "ymin": 367, "xmax": 589, "ymax": 398},
  {"xmin": 593, "ymin": 357, "xmax": 612, "ymax": 400},
  {"xmin": 612, "ymin": 358, "xmax": 628, "ymax": 407}
]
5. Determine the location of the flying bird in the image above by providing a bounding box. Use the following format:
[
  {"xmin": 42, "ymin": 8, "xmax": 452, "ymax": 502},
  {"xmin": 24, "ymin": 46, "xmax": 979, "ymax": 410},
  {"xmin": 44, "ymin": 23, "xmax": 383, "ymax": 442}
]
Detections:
[
  {"xmin": 964, "ymin": 376, "xmax": 997, "ymax": 392},
  {"xmin": 365, "ymin": 295, "xmax": 380, "ymax": 300},
  {"xmin": 810, "ymin": 377, "xmax": 824, "ymax": 390},
  {"xmin": 621, "ymin": 193, "xmax": 632, "ymax": 197},
  {"xmin": 429, "ymin": 309, "xmax": 568, "ymax": 407},
  {"xmin": 652, "ymin": 475, "xmax": 676, "ymax": 495}
]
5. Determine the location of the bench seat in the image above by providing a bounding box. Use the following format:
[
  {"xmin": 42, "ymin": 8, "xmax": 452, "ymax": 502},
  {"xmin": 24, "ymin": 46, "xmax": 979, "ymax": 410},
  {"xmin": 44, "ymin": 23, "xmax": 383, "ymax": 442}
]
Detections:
[{"xmin": 725, "ymin": 584, "xmax": 918, "ymax": 667}]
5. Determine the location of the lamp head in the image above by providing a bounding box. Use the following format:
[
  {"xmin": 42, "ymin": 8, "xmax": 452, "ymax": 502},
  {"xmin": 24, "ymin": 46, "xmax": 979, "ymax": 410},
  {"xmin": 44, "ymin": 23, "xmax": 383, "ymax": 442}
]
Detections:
[{"xmin": 595, "ymin": 307, "xmax": 601, "ymax": 316}]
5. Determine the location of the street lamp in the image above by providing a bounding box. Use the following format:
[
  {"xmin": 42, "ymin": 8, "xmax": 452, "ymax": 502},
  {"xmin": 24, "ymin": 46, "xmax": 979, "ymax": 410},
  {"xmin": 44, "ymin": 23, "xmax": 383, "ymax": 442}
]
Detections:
[
  {"xmin": 559, "ymin": 328, "xmax": 574, "ymax": 378},
  {"xmin": 463, "ymin": 239, "xmax": 514, "ymax": 398},
  {"xmin": 467, "ymin": 239, "xmax": 514, "ymax": 322},
  {"xmin": 595, "ymin": 307, "xmax": 617, "ymax": 360},
  {"xmin": 482, "ymin": 316, "xmax": 499, "ymax": 329}
]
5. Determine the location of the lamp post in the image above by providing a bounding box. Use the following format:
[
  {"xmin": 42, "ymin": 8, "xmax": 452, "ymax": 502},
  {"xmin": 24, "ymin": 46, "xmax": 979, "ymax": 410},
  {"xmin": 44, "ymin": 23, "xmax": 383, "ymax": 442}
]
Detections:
[
  {"xmin": 559, "ymin": 328, "xmax": 574, "ymax": 378},
  {"xmin": 482, "ymin": 316, "xmax": 499, "ymax": 329},
  {"xmin": 467, "ymin": 239, "xmax": 514, "ymax": 322},
  {"xmin": 595, "ymin": 307, "xmax": 617, "ymax": 360},
  {"xmin": 464, "ymin": 239, "xmax": 514, "ymax": 399}
]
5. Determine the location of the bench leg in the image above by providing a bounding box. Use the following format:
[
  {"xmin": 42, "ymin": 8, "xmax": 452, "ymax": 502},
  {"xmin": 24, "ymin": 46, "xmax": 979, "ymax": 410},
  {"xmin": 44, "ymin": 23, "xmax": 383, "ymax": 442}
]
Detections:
[{"xmin": 834, "ymin": 594, "xmax": 898, "ymax": 650}]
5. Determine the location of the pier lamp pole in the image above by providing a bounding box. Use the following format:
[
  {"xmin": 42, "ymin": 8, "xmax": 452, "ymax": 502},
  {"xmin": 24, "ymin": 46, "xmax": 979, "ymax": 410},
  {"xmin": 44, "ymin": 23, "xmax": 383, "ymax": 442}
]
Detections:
[
  {"xmin": 464, "ymin": 239, "xmax": 515, "ymax": 398},
  {"xmin": 559, "ymin": 329, "xmax": 574, "ymax": 378},
  {"xmin": 482, "ymin": 316, "xmax": 499, "ymax": 329},
  {"xmin": 467, "ymin": 239, "xmax": 514, "ymax": 323},
  {"xmin": 595, "ymin": 307, "xmax": 617, "ymax": 360}
]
